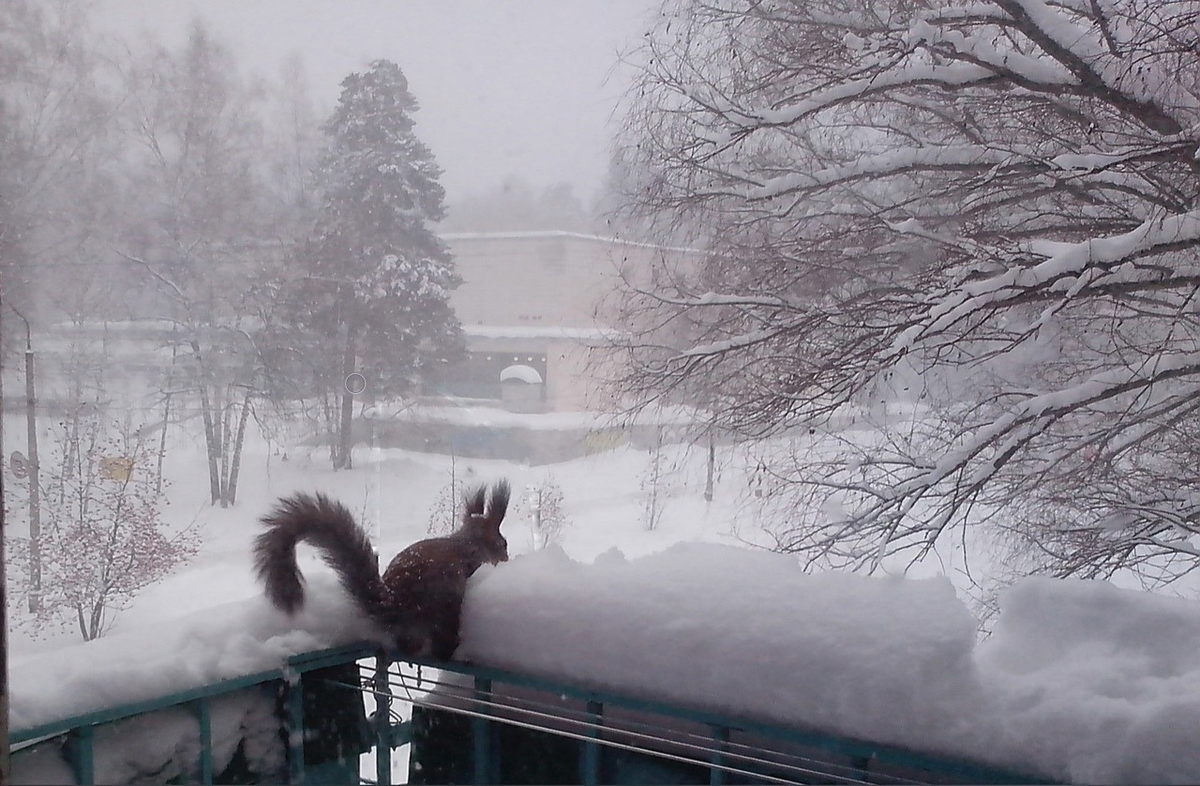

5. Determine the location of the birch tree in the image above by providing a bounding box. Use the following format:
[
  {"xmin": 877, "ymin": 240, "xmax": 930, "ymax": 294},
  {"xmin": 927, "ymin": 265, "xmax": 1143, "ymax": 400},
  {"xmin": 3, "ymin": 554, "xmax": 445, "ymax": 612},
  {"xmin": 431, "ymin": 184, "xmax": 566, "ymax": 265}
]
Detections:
[
  {"xmin": 117, "ymin": 21, "xmax": 274, "ymax": 506},
  {"xmin": 614, "ymin": 0, "xmax": 1200, "ymax": 586},
  {"xmin": 0, "ymin": 0, "xmax": 120, "ymax": 326}
]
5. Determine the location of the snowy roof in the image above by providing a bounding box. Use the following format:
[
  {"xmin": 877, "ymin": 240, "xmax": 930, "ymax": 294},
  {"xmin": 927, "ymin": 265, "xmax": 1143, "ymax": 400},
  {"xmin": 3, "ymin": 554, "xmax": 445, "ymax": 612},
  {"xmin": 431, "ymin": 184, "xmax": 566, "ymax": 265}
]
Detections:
[
  {"xmin": 464, "ymin": 324, "xmax": 622, "ymax": 341},
  {"xmin": 360, "ymin": 401, "xmax": 702, "ymax": 429},
  {"xmin": 439, "ymin": 229, "xmax": 704, "ymax": 255}
]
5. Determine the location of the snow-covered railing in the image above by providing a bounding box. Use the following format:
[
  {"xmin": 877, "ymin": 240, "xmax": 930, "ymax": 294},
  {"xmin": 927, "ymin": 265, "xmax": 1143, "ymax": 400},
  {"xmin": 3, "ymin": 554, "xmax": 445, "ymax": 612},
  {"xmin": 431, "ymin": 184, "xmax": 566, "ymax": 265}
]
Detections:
[
  {"xmin": 10, "ymin": 642, "xmax": 386, "ymax": 785},
  {"xmin": 11, "ymin": 642, "xmax": 1050, "ymax": 785},
  {"xmin": 13, "ymin": 542, "xmax": 1200, "ymax": 783}
]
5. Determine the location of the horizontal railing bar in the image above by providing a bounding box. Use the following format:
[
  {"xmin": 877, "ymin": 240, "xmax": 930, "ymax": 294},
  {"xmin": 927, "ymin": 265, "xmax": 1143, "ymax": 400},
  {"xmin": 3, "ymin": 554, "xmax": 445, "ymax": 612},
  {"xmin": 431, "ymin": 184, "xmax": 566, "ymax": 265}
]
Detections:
[
  {"xmin": 376, "ymin": 674, "xmax": 936, "ymax": 785},
  {"xmin": 367, "ymin": 669, "xmax": 847, "ymax": 784},
  {"xmin": 400, "ymin": 675, "xmax": 913, "ymax": 783},
  {"xmin": 413, "ymin": 682, "xmax": 905, "ymax": 785},
  {"xmin": 415, "ymin": 696, "xmax": 833, "ymax": 786},
  {"xmin": 391, "ymin": 654, "xmax": 1049, "ymax": 785},
  {"xmin": 372, "ymin": 671, "xmax": 970, "ymax": 785},
  {"xmin": 484, "ymin": 694, "xmax": 922, "ymax": 786}
]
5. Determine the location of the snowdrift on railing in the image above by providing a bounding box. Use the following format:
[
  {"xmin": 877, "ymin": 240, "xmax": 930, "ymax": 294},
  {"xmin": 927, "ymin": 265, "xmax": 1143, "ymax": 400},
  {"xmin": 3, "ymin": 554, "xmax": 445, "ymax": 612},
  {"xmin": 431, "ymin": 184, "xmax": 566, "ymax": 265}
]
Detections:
[
  {"xmin": 10, "ymin": 574, "xmax": 377, "ymax": 734},
  {"xmin": 11, "ymin": 542, "xmax": 1200, "ymax": 784},
  {"xmin": 459, "ymin": 543, "xmax": 1200, "ymax": 785}
]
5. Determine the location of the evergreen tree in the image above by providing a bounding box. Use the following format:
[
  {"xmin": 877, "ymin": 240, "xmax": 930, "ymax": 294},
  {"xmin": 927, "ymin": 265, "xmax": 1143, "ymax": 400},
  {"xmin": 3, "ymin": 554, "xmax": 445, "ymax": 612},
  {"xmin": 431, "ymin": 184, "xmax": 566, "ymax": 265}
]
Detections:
[{"xmin": 281, "ymin": 59, "xmax": 463, "ymax": 468}]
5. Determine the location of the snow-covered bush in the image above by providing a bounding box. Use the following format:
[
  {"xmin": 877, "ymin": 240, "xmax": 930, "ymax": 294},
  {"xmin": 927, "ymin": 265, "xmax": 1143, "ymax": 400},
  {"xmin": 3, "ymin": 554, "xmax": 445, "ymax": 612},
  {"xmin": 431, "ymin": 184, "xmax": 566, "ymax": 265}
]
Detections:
[{"xmin": 6, "ymin": 417, "xmax": 197, "ymax": 640}]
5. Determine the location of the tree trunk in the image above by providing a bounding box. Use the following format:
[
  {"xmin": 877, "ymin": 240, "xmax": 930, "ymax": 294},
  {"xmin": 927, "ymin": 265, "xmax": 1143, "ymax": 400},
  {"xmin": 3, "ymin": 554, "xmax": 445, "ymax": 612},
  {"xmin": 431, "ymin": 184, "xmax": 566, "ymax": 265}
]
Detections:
[
  {"xmin": 336, "ymin": 327, "xmax": 357, "ymax": 470},
  {"xmin": 76, "ymin": 605, "xmax": 89, "ymax": 642},
  {"xmin": 190, "ymin": 340, "xmax": 222, "ymax": 505},
  {"xmin": 156, "ymin": 393, "xmax": 171, "ymax": 495},
  {"xmin": 88, "ymin": 598, "xmax": 104, "ymax": 641},
  {"xmin": 218, "ymin": 386, "xmax": 235, "ymax": 507},
  {"xmin": 225, "ymin": 392, "xmax": 252, "ymax": 506},
  {"xmin": 157, "ymin": 339, "xmax": 178, "ymax": 495},
  {"xmin": 704, "ymin": 430, "xmax": 715, "ymax": 503}
]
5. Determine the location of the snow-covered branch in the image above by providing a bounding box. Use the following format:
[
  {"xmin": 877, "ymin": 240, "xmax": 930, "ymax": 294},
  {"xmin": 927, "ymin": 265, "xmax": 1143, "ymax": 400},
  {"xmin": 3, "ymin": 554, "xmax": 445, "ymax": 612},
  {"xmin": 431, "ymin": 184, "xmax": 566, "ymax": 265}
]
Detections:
[{"xmin": 612, "ymin": 0, "xmax": 1200, "ymax": 586}]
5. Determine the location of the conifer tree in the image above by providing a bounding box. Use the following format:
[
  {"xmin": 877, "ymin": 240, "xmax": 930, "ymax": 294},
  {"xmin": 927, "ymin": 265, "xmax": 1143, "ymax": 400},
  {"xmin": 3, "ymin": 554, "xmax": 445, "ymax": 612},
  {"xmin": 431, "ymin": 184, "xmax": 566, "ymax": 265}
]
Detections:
[{"xmin": 282, "ymin": 59, "xmax": 463, "ymax": 468}]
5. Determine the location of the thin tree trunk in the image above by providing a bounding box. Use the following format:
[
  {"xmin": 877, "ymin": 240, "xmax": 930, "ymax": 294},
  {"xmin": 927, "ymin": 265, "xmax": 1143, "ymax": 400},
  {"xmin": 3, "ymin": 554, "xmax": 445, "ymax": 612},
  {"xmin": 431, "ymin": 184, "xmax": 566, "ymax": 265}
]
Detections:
[
  {"xmin": 59, "ymin": 406, "xmax": 80, "ymax": 505},
  {"xmin": 89, "ymin": 599, "xmax": 104, "ymax": 641},
  {"xmin": 336, "ymin": 327, "xmax": 357, "ymax": 470},
  {"xmin": 156, "ymin": 393, "xmax": 171, "ymax": 495},
  {"xmin": 323, "ymin": 392, "xmax": 337, "ymax": 464},
  {"xmin": 704, "ymin": 429, "xmax": 715, "ymax": 503},
  {"xmin": 76, "ymin": 605, "xmax": 89, "ymax": 642},
  {"xmin": 190, "ymin": 340, "xmax": 222, "ymax": 505},
  {"xmin": 225, "ymin": 392, "xmax": 252, "ymax": 506},
  {"xmin": 157, "ymin": 333, "xmax": 178, "ymax": 495},
  {"xmin": 218, "ymin": 386, "xmax": 235, "ymax": 507}
]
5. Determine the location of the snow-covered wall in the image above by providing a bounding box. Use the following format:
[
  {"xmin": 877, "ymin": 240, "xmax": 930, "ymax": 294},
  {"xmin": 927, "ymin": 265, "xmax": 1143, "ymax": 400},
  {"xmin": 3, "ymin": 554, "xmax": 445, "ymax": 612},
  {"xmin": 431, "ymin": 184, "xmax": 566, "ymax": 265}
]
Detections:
[{"xmin": 11, "ymin": 544, "xmax": 1200, "ymax": 784}]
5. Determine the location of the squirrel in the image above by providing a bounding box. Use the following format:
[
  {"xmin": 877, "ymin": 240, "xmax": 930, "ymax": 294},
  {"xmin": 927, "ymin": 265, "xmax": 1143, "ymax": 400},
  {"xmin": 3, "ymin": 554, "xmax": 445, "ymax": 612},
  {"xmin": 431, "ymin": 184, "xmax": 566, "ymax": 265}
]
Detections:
[{"xmin": 254, "ymin": 480, "xmax": 510, "ymax": 660}]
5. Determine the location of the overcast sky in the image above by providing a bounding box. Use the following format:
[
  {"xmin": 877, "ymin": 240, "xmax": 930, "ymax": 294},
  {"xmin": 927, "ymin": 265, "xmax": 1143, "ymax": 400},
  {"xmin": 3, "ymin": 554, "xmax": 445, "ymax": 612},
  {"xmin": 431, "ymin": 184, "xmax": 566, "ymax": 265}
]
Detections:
[{"xmin": 94, "ymin": 0, "xmax": 659, "ymax": 204}]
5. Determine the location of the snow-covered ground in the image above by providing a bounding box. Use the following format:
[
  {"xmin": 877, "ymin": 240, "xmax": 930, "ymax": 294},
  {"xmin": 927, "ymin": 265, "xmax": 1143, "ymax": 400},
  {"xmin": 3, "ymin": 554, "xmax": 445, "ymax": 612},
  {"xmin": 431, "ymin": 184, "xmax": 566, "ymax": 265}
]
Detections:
[{"xmin": 7, "ymin": 412, "xmax": 1200, "ymax": 784}]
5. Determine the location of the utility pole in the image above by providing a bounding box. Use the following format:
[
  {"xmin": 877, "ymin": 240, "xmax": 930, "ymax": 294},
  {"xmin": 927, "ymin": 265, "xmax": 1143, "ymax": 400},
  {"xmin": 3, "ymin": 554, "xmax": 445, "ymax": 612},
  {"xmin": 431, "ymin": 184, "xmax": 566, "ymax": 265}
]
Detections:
[
  {"xmin": 2, "ymin": 286, "xmax": 12, "ymax": 784},
  {"xmin": 11, "ymin": 309, "xmax": 39, "ymax": 612}
]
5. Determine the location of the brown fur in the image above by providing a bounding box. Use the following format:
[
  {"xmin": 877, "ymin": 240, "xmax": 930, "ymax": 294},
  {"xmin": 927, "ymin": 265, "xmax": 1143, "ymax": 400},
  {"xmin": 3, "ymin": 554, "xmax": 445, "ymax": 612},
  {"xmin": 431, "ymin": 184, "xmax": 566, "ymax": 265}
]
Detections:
[{"xmin": 255, "ymin": 480, "xmax": 510, "ymax": 660}]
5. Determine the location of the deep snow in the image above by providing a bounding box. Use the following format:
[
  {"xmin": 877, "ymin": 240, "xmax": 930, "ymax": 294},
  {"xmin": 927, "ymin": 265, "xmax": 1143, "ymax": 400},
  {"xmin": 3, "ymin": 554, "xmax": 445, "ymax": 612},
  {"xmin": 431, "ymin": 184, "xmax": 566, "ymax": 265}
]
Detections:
[{"xmin": 7, "ymin": 414, "xmax": 1200, "ymax": 784}]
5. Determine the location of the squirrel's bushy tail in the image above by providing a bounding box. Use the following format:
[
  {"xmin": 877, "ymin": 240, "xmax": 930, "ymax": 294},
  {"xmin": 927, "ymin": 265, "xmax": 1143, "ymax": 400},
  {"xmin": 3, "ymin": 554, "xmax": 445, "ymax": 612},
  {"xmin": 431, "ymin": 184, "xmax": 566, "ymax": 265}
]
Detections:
[{"xmin": 254, "ymin": 492, "xmax": 386, "ymax": 622}]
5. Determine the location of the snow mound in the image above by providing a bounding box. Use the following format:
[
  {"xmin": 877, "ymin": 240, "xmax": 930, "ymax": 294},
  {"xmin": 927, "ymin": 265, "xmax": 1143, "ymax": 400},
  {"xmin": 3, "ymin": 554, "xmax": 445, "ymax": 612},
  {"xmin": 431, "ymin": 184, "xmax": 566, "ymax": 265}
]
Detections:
[
  {"xmin": 10, "ymin": 574, "xmax": 379, "ymax": 734},
  {"xmin": 459, "ymin": 544, "xmax": 1200, "ymax": 784},
  {"xmin": 461, "ymin": 543, "xmax": 987, "ymax": 749},
  {"xmin": 978, "ymin": 577, "xmax": 1200, "ymax": 785}
]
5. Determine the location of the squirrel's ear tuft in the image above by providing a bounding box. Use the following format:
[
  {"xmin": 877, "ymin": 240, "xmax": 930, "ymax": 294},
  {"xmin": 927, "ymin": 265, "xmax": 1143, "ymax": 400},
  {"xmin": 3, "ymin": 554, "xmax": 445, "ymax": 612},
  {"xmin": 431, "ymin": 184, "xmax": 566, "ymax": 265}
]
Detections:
[
  {"xmin": 463, "ymin": 484, "xmax": 487, "ymax": 520},
  {"xmin": 486, "ymin": 479, "xmax": 511, "ymax": 529}
]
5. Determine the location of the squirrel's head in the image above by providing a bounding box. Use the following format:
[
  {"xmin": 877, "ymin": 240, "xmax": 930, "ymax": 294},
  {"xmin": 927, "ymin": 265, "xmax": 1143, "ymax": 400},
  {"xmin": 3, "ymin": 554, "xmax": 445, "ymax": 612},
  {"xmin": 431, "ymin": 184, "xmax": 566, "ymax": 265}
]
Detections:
[{"xmin": 462, "ymin": 480, "xmax": 511, "ymax": 564}]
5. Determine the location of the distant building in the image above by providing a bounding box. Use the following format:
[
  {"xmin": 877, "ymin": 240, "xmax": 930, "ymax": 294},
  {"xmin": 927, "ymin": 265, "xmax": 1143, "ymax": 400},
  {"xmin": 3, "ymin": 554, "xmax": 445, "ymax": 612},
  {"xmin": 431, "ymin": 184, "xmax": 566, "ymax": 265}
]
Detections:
[
  {"xmin": 5, "ymin": 232, "xmax": 696, "ymax": 428},
  {"xmin": 434, "ymin": 231, "xmax": 695, "ymax": 414}
]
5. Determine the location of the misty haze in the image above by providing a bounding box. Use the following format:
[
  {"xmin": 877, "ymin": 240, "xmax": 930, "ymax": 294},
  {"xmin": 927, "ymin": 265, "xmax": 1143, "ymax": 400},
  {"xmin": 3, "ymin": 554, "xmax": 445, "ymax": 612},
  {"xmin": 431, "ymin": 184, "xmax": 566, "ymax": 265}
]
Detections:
[{"xmin": 4, "ymin": 2, "xmax": 1200, "ymax": 784}]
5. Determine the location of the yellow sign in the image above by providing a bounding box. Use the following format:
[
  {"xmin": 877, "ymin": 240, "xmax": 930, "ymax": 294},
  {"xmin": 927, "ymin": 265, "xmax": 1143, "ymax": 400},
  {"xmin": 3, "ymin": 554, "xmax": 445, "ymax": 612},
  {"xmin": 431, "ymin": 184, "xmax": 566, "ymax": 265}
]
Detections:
[{"xmin": 100, "ymin": 456, "xmax": 135, "ymax": 482}]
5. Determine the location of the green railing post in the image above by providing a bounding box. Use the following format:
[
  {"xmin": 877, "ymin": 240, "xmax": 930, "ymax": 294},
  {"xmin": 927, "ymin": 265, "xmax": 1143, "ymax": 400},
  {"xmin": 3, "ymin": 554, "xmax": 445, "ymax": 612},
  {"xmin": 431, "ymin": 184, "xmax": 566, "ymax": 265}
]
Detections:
[
  {"xmin": 375, "ymin": 653, "xmax": 392, "ymax": 786},
  {"xmin": 284, "ymin": 675, "xmax": 305, "ymax": 784},
  {"xmin": 64, "ymin": 725, "xmax": 95, "ymax": 784},
  {"xmin": 193, "ymin": 697, "xmax": 213, "ymax": 784},
  {"xmin": 709, "ymin": 725, "xmax": 729, "ymax": 785},
  {"xmin": 472, "ymin": 676, "xmax": 493, "ymax": 785},
  {"xmin": 580, "ymin": 699, "xmax": 603, "ymax": 786}
]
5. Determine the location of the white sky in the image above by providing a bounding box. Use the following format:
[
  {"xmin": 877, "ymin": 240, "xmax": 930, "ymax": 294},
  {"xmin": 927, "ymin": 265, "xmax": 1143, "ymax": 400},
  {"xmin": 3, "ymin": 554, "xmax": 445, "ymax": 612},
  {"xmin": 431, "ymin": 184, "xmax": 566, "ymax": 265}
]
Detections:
[{"xmin": 92, "ymin": 0, "xmax": 659, "ymax": 203}]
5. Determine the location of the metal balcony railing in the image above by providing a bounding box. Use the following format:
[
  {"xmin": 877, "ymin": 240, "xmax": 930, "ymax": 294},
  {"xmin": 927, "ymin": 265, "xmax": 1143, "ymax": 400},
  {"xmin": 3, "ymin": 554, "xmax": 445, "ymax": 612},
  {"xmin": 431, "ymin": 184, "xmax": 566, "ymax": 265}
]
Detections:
[{"xmin": 10, "ymin": 642, "xmax": 1056, "ymax": 785}]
